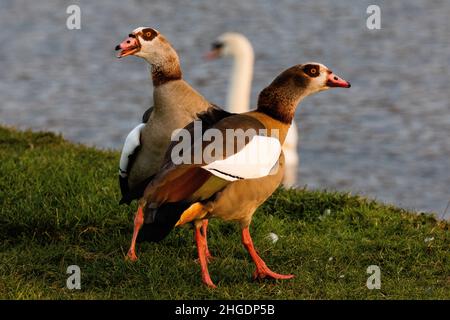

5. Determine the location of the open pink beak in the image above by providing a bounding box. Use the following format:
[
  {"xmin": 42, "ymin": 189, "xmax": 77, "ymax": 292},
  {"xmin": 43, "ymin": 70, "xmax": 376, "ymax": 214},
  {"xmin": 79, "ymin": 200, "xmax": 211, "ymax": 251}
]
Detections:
[
  {"xmin": 115, "ymin": 35, "xmax": 140, "ymax": 58},
  {"xmin": 326, "ymin": 72, "xmax": 351, "ymax": 88}
]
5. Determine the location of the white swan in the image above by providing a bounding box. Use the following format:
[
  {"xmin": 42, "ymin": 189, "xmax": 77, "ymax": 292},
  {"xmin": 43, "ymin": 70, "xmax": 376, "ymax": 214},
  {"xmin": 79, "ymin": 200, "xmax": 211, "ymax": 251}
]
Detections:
[{"xmin": 206, "ymin": 32, "xmax": 299, "ymax": 186}]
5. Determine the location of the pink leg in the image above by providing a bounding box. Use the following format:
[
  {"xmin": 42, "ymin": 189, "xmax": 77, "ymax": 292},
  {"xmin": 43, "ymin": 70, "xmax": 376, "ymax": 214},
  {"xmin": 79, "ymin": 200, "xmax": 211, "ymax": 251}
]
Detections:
[
  {"xmin": 241, "ymin": 227, "xmax": 294, "ymax": 280},
  {"xmin": 202, "ymin": 220, "xmax": 213, "ymax": 261},
  {"xmin": 126, "ymin": 206, "xmax": 144, "ymax": 261},
  {"xmin": 195, "ymin": 225, "xmax": 217, "ymax": 288}
]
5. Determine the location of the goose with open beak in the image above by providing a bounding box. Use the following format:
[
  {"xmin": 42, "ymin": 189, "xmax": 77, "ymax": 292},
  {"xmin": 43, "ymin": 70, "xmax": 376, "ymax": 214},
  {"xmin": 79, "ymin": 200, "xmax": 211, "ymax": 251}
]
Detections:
[{"xmin": 115, "ymin": 27, "xmax": 227, "ymax": 261}]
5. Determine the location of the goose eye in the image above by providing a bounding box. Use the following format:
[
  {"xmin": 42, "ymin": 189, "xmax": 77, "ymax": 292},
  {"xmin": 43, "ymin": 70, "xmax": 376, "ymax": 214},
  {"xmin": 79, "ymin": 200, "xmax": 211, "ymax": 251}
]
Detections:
[
  {"xmin": 303, "ymin": 64, "xmax": 320, "ymax": 77},
  {"xmin": 141, "ymin": 28, "xmax": 157, "ymax": 41}
]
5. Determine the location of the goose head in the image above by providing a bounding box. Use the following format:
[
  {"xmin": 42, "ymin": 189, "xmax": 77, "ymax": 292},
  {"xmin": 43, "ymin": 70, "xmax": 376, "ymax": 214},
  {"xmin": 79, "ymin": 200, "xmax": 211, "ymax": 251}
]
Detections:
[
  {"xmin": 205, "ymin": 32, "xmax": 253, "ymax": 60},
  {"xmin": 299, "ymin": 62, "xmax": 351, "ymax": 93},
  {"xmin": 115, "ymin": 27, "xmax": 176, "ymax": 64},
  {"xmin": 257, "ymin": 63, "xmax": 350, "ymax": 123},
  {"xmin": 270, "ymin": 62, "xmax": 351, "ymax": 96}
]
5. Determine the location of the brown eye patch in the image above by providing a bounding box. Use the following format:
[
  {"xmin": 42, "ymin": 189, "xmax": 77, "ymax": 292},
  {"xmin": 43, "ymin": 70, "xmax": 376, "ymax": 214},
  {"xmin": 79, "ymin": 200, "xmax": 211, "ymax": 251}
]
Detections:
[
  {"xmin": 303, "ymin": 64, "xmax": 320, "ymax": 77},
  {"xmin": 140, "ymin": 28, "xmax": 158, "ymax": 41}
]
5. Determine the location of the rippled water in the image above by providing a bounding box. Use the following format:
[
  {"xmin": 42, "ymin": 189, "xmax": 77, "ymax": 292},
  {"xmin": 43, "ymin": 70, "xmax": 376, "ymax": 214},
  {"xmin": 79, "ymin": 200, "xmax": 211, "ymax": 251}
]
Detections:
[{"xmin": 1, "ymin": 0, "xmax": 449, "ymax": 218}]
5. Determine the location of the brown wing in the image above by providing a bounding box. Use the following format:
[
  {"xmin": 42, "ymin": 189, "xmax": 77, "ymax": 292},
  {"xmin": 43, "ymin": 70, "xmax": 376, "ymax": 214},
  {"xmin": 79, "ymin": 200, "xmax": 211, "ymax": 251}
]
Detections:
[
  {"xmin": 162, "ymin": 104, "xmax": 233, "ymax": 164},
  {"xmin": 142, "ymin": 113, "xmax": 266, "ymax": 206}
]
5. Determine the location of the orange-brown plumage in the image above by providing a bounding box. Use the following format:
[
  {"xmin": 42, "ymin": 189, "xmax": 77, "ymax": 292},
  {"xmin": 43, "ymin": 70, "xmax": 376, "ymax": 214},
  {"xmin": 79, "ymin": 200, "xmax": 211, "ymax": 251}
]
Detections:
[{"xmin": 126, "ymin": 63, "xmax": 351, "ymax": 287}]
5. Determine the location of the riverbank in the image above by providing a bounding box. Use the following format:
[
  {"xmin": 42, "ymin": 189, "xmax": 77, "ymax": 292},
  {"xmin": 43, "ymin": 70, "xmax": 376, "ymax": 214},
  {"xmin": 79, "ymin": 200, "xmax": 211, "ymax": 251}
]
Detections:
[{"xmin": 0, "ymin": 126, "xmax": 448, "ymax": 299}]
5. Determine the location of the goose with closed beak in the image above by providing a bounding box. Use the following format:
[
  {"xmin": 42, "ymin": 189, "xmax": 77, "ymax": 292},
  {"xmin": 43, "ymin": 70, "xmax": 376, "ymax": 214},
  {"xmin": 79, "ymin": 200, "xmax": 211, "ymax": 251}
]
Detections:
[
  {"xmin": 129, "ymin": 63, "xmax": 350, "ymax": 288},
  {"xmin": 115, "ymin": 27, "xmax": 227, "ymax": 260}
]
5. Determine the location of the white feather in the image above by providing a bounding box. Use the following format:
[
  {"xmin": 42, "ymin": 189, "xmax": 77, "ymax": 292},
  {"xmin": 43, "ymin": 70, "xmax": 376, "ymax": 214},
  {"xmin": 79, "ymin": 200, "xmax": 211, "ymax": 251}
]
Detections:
[
  {"xmin": 119, "ymin": 123, "xmax": 146, "ymax": 177},
  {"xmin": 202, "ymin": 135, "xmax": 282, "ymax": 181}
]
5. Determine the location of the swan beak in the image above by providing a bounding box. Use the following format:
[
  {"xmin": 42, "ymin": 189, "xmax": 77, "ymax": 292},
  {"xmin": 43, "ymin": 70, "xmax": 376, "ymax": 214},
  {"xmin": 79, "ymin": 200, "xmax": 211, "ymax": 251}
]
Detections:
[
  {"xmin": 326, "ymin": 71, "xmax": 351, "ymax": 88},
  {"xmin": 203, "ymin": 49, "xmax": 220, "ymax": 61},
  {"xmin": 115, "ymin": 36, "xmax": 140, "ymax": 58},
  {"xmin": 204, "ymin": 41, "xmax": 224, "ymax": 61}
]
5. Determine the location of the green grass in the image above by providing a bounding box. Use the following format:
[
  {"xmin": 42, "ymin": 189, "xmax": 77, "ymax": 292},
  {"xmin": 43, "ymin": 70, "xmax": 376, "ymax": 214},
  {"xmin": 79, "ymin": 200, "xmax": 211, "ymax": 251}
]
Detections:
[{"xmin": 0, "ymin": 125, "xmax": 448, "ymax": 299}]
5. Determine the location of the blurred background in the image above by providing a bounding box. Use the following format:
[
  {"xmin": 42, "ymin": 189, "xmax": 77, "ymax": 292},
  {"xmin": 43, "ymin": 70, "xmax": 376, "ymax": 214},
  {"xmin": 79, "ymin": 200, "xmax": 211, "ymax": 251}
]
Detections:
[{"xmin": 1, "ymin": 0, "xmax": 449, "ymax": 218}]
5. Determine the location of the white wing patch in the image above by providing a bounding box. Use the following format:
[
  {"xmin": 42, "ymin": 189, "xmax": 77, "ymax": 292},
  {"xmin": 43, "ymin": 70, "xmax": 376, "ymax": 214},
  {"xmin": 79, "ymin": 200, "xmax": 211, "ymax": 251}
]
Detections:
[
  {"xmin": 202, "ymin": 135, "xmax": 282, "ymax": 181},
  {"xmin": 119, "ymin": 123, "xmax": 146, "ymax": 177}
]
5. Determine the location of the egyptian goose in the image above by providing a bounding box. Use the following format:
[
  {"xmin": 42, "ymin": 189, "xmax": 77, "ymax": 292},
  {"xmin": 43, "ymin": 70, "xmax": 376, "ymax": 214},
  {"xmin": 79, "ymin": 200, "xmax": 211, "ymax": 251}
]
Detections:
[
  {"xmin": 206, "ymin": 32, "xmax": 299, "ymax": 187},
  {"xmin": 127, "ymin": 63, "xmax": 350, "ymax": 287},
  {"xmin": 115, "ymin": 27, "xmax": 218, "ymax": 203},
  {"xmin": 115, "ymin": 27, "xmax": 222, "ymax": 259}
]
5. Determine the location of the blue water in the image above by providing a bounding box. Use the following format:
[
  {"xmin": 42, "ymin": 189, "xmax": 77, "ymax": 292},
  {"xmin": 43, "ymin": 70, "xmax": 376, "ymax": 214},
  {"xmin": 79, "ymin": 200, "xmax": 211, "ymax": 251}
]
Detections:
[{"xmin": 1, "ymin": 0, "xmax": 449, "ymax": 218}]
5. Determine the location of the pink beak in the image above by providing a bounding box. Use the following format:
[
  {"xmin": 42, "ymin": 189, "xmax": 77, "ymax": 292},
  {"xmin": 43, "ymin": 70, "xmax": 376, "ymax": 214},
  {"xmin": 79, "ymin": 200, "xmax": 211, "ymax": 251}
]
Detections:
[
  {"xmin": 115, "ymin": 36, "xmax": 140, "ymax": 58},
  {"xmin": 203, "ymin": 49, "xmax": 220, "ymax": 61},
  {"xmin": 326, "ymin": 72, "xmax": 351, "ymax": 88}
]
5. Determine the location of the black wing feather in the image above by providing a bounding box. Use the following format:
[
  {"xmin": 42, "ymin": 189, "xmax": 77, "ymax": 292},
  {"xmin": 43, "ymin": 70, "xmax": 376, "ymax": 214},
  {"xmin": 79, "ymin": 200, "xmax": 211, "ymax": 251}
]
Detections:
[
  {"xmin": 142, "ymin": 106, "xmax": 154, "ymax": 123},
  {"xmin": 137, "ymin": 202, "xmax": 191, "ymax": 242}
]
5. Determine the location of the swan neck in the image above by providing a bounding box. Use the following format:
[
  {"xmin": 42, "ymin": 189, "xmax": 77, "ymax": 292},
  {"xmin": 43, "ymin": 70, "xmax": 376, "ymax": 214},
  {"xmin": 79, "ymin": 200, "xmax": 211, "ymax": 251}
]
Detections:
[{"xmin": 227, "ymin": 45, "xmax": 253, "ymax": 114}]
